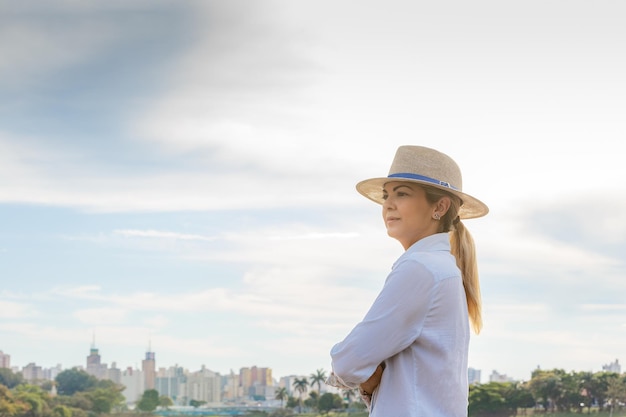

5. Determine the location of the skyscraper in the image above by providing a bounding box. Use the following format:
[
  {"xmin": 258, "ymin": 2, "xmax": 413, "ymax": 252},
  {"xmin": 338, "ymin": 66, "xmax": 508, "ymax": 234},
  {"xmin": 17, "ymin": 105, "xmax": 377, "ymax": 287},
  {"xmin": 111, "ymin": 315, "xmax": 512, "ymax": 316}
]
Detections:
[
  {"xmin": 0, "ymin": 350, "xmax": 10, "ymax": 368},
  {"xmin": 86, "ymin": 337, "xmax": 108, "ymax": 379},
  {"xmin": 142, "ymin": 344, "xmax": 156, "ymax": 390}
]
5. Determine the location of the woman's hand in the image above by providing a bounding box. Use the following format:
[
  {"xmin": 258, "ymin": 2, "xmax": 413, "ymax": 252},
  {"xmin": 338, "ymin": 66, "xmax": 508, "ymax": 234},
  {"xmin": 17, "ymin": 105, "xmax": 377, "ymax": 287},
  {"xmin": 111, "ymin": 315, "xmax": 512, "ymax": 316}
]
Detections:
[{"xmin": 359, "ymin": 363, "xmax": 385, "ymax": 396}]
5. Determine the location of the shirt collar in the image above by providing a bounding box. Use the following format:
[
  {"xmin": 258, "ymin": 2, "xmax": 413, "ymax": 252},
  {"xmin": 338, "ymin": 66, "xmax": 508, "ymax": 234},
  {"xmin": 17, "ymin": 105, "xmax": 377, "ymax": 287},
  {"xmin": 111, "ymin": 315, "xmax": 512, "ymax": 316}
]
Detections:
[{"xmin": 393, "ymin": 233, "xmax": 451, "ymax": 268}]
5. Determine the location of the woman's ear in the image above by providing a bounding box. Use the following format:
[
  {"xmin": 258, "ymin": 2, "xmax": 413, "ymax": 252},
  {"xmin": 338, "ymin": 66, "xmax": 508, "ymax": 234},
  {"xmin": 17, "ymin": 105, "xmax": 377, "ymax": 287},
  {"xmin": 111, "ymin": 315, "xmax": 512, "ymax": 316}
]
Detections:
[{"xmin": 436, "ymin": 196, "xmax": 451, "ymax": 216}]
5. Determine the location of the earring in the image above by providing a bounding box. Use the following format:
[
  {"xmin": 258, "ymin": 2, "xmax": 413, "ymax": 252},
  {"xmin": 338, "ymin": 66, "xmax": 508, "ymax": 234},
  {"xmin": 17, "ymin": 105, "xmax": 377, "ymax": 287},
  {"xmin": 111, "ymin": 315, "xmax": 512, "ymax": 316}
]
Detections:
[{"xmin": 433, "ymin": 213, "xmax": 440, "ymax": 220}]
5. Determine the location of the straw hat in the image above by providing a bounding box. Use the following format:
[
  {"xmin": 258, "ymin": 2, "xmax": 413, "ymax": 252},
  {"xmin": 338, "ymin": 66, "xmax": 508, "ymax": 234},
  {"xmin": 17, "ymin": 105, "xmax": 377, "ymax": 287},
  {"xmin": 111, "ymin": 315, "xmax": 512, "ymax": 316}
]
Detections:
[{"xmin": 356, "ymin": 145, "xmax": 489, "ymax": 219}]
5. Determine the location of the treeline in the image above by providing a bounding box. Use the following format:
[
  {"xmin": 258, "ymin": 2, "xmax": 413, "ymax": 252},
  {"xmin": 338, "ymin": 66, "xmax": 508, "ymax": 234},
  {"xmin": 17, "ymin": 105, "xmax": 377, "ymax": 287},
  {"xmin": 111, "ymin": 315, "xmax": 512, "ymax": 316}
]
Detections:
[
  {"xmin": 0, "ymin": 367, "xmax": 125, "ymax": 417},
  {"xmin": 2, "ymin": 366, "xmax": 626, "ymax": 417},
  {"xmin": 469, "ymin": 369, "xmax": 626, "ymax": 416}
]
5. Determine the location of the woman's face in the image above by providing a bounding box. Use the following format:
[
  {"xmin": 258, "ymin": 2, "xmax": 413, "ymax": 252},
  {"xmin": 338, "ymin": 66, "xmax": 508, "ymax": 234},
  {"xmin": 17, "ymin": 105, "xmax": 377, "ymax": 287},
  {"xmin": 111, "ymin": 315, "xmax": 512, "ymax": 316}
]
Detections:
[{"xmin": 381, "ymin": 181, "xmax": 439, "ymax": 250}]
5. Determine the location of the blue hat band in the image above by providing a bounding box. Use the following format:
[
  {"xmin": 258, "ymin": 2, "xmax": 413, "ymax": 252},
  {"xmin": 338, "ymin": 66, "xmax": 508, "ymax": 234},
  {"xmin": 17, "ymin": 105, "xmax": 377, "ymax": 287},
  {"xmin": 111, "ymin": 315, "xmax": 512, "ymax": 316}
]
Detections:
[{"xmin": 388, "ymin": 173, "xmax": 459, "ymax": 191}]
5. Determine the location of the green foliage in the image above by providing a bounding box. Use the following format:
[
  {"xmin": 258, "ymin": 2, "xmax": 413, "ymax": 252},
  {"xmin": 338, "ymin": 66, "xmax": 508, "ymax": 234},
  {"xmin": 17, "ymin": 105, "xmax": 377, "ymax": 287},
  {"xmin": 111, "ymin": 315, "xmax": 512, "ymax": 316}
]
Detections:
[
  {"xmin": 56, "ymin": 392, "xmax": 93, "ymax": 411},
  {"xmin": 51, "ymin": 405, "xmax": 71, "ymax": 417},
  {"xmin": 317, "ymin": 393, "xmax": 343, "ymax": 414},
  {"xmin": 14, "ymin": 385, "xmax": 51, "ymax": 417},
  {"xmin": 503, "ymin": 382, "xmax": 534, "ymax": 411},
  {"xmin": 54, "ymin": 370, "xmax": 97, "ymax": 396},
  {"xmin": 468, "ymin": 382, "xmax": 508, "ymax": 417},
  {"xmin": 0, "ymin": 369, "xmax": 24, "ymax": 389},
  {"xmin": 1, "ymin": 384, "xmax": 26, "ymax": 417},
  {"xmin": 286, "ymin": 396, "xmax": 298, "ymax": 409},
  {"xmin": 84, "ymin": 386, "xmax": 124, "ymax": 414},
  {"xmin": 0, "ymin": 379, "xmax": 120, "ymax": 417},
  {"xmin": 136, "ymin": 389, "xmax": 159, "ymax": 413},
  {"xmin": 274, "ymin": 387, "xmax": 288, "ymax": 407},
  {"xmin": 303, "ymin": 391, "xmax": 319, "ymax": 409},
  {"xmin": 528, "ymin": 370, "xmax": 563, "ymax": 412},
  {"xmin": 158, "ymin": 395, "xmax": 173, "ymax": 409},
  {"xmin": 309, "ymin": 369, "xmax": 327, "ymax": 395},
  {"xmin": 607, "ymin": 375, "xmax": 626, "ymax": 412},
  {"xmin": 292, "ymin": 378, "xmax": 309, "ymax": 411},
  {"xmin": 468, "ymin": 369, "xmax": 626, "ymax": 417},
  {"xmin": 188, "ymin": 399, "xmax": 206, "ymax": 408}
]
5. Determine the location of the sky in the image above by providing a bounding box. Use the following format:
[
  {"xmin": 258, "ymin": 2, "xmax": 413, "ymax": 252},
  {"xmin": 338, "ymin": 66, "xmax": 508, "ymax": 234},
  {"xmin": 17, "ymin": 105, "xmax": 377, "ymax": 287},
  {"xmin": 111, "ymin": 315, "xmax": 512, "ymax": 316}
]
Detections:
[{"xmin": 1, "ymin": 0, "xmax": 625, "ymax": 384}]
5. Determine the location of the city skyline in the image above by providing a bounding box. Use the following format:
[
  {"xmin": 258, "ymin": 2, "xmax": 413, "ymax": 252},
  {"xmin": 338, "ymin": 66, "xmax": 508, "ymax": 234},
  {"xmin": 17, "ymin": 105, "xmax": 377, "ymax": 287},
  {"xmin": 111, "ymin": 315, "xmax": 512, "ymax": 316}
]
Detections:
[
  {"xmin": 1, "ymin": 1, "xmax": 626, "ymax": 384},
  {"xmin": 2, "ymin": 344, "xmax": 622, "ymax": 385}
]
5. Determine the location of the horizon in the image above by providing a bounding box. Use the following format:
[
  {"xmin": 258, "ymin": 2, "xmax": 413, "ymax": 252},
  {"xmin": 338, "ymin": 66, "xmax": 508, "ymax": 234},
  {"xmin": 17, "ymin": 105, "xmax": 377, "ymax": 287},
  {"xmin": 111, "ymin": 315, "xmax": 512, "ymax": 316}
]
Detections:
[{"xmin": 2, "ymin": 344, "xmax": 621, "ymax": 384}]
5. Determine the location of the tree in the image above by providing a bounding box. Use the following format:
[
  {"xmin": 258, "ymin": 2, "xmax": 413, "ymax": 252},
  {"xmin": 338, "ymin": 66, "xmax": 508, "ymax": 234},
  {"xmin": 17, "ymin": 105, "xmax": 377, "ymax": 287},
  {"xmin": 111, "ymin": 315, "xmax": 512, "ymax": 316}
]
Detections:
[
  {"xmin": 528, "ymin": 370, "xmax": 563, "ymax": 412},
  {"xmin": 0, "ymin": 384, "xmax": 26, "ymax": 417},
  {"xmin": 292, "ymin": 378, "xmax": 308, "ymax": 412},
  {"xmin": 286, "ymin": 396, "xmax": 298, "ymax": 409},
  {"xmin": 51, "ymin": 405, "xmax": 72, "ymax": 417},
  {"xmin": 13, "ymin": 385, "xmax": 50, "ymax": 417},
  {"xmin": 136, "ymin": 389, "xmax": 160, "ymax": 413},
  {"xmin": 159, "ymin": 395, "xmax": 173, "ymax": 409},
  {"xmin": 578, "ymin": 371, "xmax": 595, "ymax": 413},
  {"xmin": 304, "ymin": 391, "xmax": 319, "ymax": 410},
  {"xmin": 56, "ymin": 392, "xmax": 92, "ymax": 411},
  {"xmin": 343, "ymin": 388, "xmax": 356, "ymax": 406},
  {"xmin": 503, "ymin": 382, "xmax": 535, "ymax": 415},
  {"xmin": 0, "ymin": 369, "xmax": 24, "ymax": 389},
  {"xmin": 318, "ymin": 393, "xmax": 342, "ymax": 414},
  {"xmin": 309, "ymin": 369, "xmax": 327, "ymax": 394},
  {"xmin": 607, "ymin": 375, "xmax": 626, "ymax": 417},
  {"xmin": 274, "ymin": 387, "xmax": 288, "ymax": 407},
  {"xmin": 468, "ymin": 382, "xmax": 508, "ymax": 417},
  {"xmin": 189, "ymin": 399, "xmax": 206, "ymax": 408},
  {"xmin": 85, "ymin": 386, "xmax": 125, "ymax": 414},
  {"xmin": 595, "ymin": 371, "xmax": 619, "ymax": 410},
  {"xmin": 55, "ymin": 369, "xmax": 97, "ymax": 396}
]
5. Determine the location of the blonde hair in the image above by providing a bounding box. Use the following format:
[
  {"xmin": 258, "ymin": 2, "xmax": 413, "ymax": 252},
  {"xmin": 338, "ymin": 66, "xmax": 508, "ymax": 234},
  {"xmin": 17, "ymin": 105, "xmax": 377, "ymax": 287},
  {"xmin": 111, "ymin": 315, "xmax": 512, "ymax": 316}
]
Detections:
[{"xmin": 423, "ymin": 186, "xmax": 483, "ymax": 334}]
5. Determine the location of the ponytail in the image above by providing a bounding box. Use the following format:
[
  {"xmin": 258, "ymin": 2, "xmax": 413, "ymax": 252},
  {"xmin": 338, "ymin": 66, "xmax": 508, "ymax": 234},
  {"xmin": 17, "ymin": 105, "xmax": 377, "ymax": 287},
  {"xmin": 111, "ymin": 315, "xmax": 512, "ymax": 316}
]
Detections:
[
  {"xmin": 423, "ymin": 186, "xmax": 483, "ymax": 334},
  {"xmin": 450, "ymin": 219, "xmax": 482, "ymax": 334}
]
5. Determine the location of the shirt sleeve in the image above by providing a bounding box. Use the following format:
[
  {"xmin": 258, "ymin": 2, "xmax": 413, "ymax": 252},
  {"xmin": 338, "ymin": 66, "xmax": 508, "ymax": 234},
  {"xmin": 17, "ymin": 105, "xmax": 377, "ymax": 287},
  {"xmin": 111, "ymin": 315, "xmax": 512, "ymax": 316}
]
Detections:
[{"xmin": 330, "ymin": 257, "xmax": 437, "ymax": 387}]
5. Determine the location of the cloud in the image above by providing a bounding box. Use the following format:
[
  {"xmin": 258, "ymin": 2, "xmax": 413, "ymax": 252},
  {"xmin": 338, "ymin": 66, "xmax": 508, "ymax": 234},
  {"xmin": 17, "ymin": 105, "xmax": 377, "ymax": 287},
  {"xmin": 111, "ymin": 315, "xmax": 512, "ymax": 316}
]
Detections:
[
  {"xmin": 581, "ymin": 304, "xmax": 626, "ymax": 312},
  {"xmin": 73, "ymin": 307, "xmax": 129, "ymax": 325},
  {"xmin": 0, "ymin": 1, "xmax": 193, "ymax": 92},
  {"xmin": 114, "ymin": 229, "xmax": 217, "ymax": 242},
  {"xmin": 0, "ymin": 322, "xmax": 86, "ymax": 342},
  {"xmin": 0, "ymin": 300, "xmax": 37, "ymax": 319},
  {"xmin": 51, "ymin": 279, "xmax": 371, "ymax": 325},
  {"xmin": 268, "ymin": 232, "xmax": 360, "ymax": 241}
]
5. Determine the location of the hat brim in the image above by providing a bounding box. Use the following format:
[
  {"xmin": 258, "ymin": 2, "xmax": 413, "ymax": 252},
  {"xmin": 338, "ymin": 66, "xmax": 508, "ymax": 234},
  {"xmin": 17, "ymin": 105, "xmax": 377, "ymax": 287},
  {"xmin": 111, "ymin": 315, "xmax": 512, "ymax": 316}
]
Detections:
[{"xmin": 356, "ymin": 177, "xmax": 489, "ymax": 219}]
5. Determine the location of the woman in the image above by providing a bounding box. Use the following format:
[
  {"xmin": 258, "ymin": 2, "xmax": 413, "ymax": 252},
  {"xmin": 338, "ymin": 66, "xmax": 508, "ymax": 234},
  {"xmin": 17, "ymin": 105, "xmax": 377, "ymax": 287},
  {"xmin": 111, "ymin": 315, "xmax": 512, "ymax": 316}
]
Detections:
[{"xmin": 327, "ymin": 145, "xmax": 488, "ymax": 416}]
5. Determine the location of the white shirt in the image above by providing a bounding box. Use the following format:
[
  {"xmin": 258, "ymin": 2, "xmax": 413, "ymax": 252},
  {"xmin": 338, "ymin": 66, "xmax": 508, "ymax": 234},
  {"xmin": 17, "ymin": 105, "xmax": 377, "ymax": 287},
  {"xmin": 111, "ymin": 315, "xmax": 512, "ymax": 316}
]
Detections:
[{"xmin": 330, "ymin": 233, "xmax": 470, "ymax": 417}]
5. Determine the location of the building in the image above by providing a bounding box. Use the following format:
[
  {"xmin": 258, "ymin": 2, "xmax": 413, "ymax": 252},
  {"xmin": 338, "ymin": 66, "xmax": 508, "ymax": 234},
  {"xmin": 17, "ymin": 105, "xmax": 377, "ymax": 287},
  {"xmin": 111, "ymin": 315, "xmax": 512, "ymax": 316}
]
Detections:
[
  {"xmin": 239, "ymin": 366, "xmax": 273, "ymax": 397},
  {"xmin": 0, "ymin": 351, "xmax": 10, "ymax": 368},
  {"xmin": 468, "ymin": 367, "xmax": 482, "ymax": 385},
  {"xmin": 120, "ymin": 367, "xmax": 144, "ymax": 404},
  {"xmin": 279, "ymin": 375, "xmax": 305, "ymax": 396},
  {"xmin": 108, "ymin": 362, "xmax": 122, "ymax": 384},
  {"xmin": 155, "ymin": 365, "xmax": 187, "ymax": 405},
  {"xmin": 142, "ymin": 348, "xmax": 156, "ymax": 390},
  {"xmin": 221, "ymin": 370, "xmax": 242, "ymax": 402},
  {"xmin": 86, "ymin": 343, "xmax": 108, "ymax": 380},
  {"xmin": 43, "ymin": 364, "xmax": 63, "ymax": 381},
  {"xmin": 22, "ymin": 363, "xmax": 44, "ymax": 382},
  {"xmin": 489, "ymin": 370, "xmax": 514, "ymax": 383},
  {"xmin": 185, "ymin": 366, "xmax": 221, "ymax": 405},
  {"xmin": 602, "ymin": 359, "xmax": 621, "ymax": 373}
]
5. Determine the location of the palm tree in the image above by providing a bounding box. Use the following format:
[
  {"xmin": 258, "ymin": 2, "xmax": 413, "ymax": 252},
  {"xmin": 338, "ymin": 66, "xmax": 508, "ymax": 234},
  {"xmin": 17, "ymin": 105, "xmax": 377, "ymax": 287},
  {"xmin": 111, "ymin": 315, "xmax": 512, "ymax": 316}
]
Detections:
[
  {"xmin": 275, "ymin": 387, "xmax": 288, "ymax": 408},
  {"xmin": 343, "ymin": 388, "xmax": 356, "ymax": 406},
  {"xmin": 309, "ymin": 368, "xmax": 327, "ymax": 394},
  {"xmin": 293, "ymin": 377, "xmax": 309, "ymax": 412}
]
